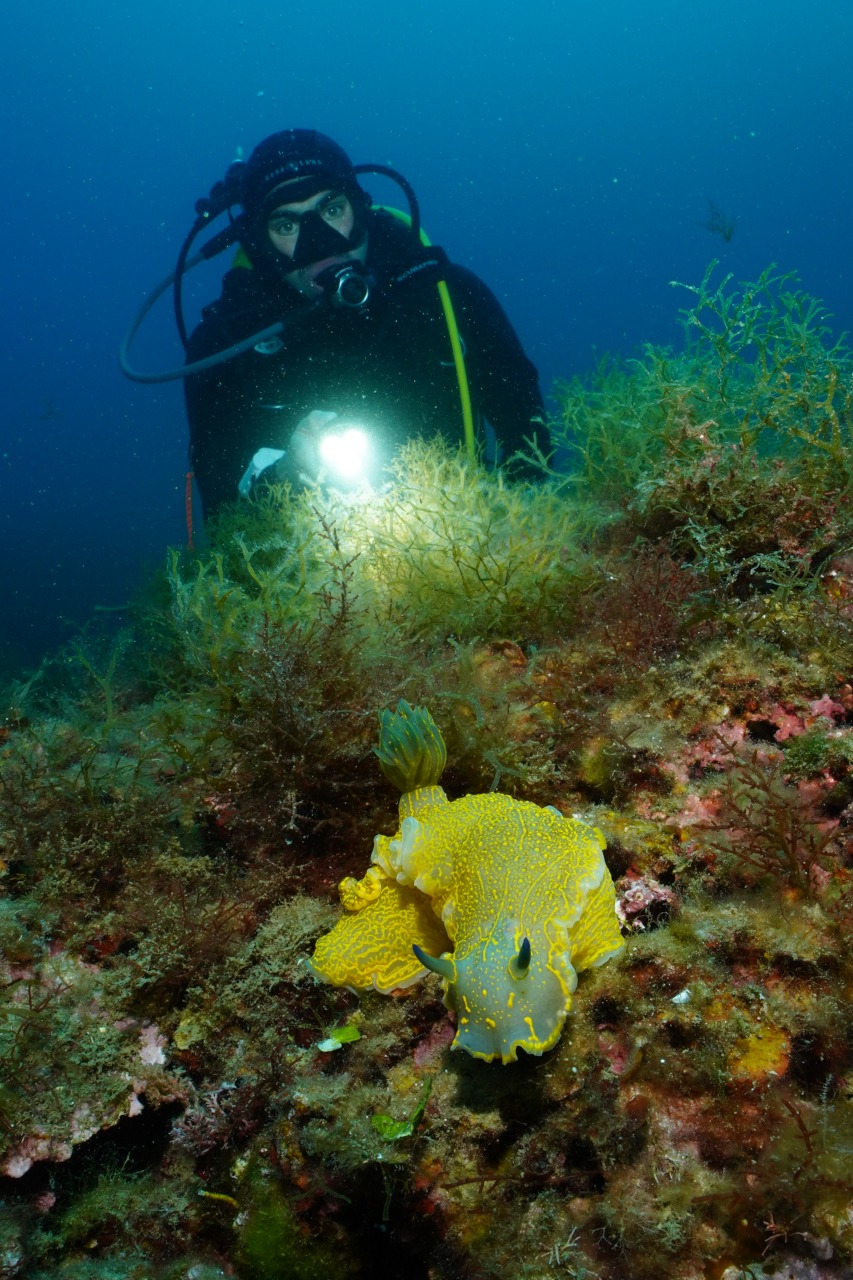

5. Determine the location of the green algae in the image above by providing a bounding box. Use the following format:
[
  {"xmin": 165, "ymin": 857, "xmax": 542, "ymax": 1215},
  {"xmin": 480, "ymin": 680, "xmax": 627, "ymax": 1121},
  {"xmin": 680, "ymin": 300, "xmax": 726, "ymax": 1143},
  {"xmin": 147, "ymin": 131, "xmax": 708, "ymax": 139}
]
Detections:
[
  {"xmin": 236, "ymin": 1161, "xmax": 354, "ymax": 1280},
  {"xmin": 371, "ymin": 1077, "xmax": 432, "ymax": 1142}
]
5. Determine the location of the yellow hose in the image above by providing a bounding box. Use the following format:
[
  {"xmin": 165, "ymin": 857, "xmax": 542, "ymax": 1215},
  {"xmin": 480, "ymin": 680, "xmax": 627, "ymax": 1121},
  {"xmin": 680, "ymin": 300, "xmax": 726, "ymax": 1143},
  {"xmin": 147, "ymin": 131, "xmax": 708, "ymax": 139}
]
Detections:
[{"xmin": 376, "ymin": 206, "xmax": 476, "ymax": 459}]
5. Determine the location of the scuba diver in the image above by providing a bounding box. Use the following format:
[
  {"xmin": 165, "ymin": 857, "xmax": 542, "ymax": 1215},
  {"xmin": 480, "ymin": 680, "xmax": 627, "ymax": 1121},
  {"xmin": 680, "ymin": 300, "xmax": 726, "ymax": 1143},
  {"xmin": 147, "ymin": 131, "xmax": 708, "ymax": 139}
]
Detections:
[{"xmin": 122, "ymin": 129, "xmax": 547, "ymax": 520}]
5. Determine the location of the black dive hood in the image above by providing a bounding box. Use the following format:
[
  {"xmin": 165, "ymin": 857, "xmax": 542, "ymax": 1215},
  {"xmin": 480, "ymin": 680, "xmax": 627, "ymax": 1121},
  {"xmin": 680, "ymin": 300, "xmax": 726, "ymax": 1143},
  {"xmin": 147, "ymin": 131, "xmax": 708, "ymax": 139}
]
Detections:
[{"xmin": 120, "ymin": 161, "xmax": 422, "ymax": 384}]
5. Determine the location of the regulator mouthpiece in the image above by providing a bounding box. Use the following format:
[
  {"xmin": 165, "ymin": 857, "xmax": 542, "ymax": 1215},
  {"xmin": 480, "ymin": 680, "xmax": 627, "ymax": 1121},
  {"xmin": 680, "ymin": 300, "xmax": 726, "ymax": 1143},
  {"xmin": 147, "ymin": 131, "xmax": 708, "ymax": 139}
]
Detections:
[{"xmin": 315, "ymin": 262, "xmax": 372, "ymax": 309}]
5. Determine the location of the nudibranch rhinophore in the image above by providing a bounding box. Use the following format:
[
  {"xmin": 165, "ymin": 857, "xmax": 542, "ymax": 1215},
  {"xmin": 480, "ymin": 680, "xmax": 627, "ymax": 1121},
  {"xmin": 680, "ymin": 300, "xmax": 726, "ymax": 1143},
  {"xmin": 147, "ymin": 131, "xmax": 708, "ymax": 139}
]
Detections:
[{"xmin": 308, "ymin": 702, "xmax": 624, "ymax": 1064}]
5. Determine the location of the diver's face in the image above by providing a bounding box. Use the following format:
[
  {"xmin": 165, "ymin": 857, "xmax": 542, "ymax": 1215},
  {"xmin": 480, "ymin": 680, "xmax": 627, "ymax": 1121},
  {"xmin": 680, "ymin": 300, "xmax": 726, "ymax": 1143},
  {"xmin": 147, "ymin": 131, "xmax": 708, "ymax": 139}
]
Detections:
[{"xmin": 267, "ymin": 188, "xmax": 365, "ymax": 298}]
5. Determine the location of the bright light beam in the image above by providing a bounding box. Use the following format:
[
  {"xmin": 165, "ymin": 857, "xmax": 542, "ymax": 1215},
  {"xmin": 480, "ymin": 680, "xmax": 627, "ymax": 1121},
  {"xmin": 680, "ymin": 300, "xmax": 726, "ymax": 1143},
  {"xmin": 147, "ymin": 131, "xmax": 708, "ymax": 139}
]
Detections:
[{"xmin": 318, "ymin": 426, "xmax": 372, "ymax": 487}]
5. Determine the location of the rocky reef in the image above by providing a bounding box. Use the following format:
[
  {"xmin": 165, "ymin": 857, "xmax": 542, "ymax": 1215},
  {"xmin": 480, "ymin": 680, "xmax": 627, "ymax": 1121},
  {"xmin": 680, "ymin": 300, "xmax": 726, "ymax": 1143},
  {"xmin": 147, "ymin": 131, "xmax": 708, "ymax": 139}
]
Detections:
[{"xmin": 1, "ymin": 263, "xmax": 852, "ymax": 1278}]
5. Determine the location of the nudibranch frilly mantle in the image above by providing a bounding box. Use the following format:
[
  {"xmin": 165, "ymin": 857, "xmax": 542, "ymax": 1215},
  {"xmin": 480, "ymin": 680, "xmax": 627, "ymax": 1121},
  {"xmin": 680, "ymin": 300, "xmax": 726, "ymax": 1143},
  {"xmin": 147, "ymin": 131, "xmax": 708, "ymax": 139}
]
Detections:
[{"xmin": 308, "ymin": 702, "xmax": 624, "ymax": 1064}]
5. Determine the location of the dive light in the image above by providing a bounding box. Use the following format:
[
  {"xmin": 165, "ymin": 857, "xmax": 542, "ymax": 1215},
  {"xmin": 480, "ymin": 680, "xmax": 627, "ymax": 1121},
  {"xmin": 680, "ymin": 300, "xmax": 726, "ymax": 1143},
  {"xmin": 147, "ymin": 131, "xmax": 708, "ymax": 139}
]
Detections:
[
  {"xmin": 317, "ymin": 425, "xmax": 373, "ymax": 487},
  {"xmin": 238, "ymin": 422, "xmax": 375, "ymax": 497}
]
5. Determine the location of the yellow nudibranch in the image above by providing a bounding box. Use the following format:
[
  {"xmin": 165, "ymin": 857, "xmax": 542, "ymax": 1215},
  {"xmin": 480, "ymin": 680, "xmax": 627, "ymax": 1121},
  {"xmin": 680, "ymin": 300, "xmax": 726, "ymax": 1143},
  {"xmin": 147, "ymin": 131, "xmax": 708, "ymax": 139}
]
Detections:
[{"xmin": 308, "ymin": 703, "xmax": 624, "ymax": 1064}]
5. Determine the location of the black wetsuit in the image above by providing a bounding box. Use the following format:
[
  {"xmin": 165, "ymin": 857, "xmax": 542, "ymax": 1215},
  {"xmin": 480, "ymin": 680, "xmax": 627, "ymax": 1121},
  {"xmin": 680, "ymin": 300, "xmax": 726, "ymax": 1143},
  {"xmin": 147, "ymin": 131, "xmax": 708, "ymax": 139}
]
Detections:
[{"xmin": 185, "ymin": 210, "xmax": 545, "ymax": 518}]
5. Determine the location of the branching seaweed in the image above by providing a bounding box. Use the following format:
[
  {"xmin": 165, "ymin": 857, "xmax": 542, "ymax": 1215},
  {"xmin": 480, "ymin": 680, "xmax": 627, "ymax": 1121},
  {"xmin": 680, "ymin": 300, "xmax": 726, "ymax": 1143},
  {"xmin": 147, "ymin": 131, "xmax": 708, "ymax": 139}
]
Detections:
[
  {"xmin": 694, "ymin": 737, "xmax": 838, "ymax": 893},
  {"xmin": 545, "ymin": 265, "xmax": 853, "ymax": 564}
]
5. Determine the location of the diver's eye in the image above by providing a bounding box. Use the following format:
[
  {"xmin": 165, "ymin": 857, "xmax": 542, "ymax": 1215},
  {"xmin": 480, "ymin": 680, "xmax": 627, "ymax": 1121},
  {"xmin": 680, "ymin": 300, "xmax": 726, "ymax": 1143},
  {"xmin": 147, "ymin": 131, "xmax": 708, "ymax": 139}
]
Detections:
[
  {"xmin": 320, "ymin": 197, "xmax": 349, "ymax": 222},
  {"xmin": 269, "ymin": 217, "xmax": 299, "ymax": 239}
]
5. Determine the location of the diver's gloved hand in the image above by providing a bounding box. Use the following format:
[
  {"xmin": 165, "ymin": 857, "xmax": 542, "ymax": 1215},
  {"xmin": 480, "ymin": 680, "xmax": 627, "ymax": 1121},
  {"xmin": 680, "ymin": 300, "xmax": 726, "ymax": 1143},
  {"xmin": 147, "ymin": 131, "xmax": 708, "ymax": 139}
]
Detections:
[
  {"xmin": 287, "ymin": 409, "xmax": 339, "ymax": 485},
  {"xmin": 238, "ymin": 446, "xmax": 287, "ymax": 497}
]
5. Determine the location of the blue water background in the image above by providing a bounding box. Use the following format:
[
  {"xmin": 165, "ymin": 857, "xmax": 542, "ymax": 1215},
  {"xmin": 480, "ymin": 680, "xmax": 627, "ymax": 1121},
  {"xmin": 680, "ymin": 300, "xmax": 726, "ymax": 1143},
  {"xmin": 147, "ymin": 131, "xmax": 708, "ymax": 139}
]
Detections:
[{"xmin": 3, "ymin": 0, "xmax": 851, "ymax": 676}]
